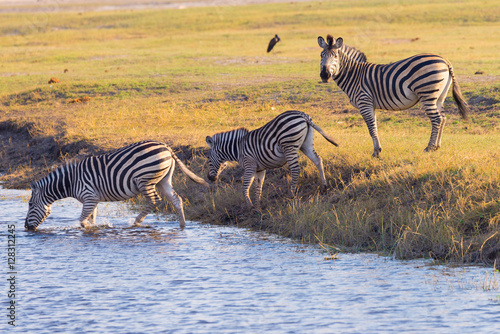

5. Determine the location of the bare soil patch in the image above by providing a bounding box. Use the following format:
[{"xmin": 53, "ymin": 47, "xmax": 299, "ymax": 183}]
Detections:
[{"xmin": 0, "ymin": 120, "xmax": 103, "ymax": 188}]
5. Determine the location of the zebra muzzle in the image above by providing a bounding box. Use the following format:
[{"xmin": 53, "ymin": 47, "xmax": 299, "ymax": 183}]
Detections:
[
  {"xmin": 320, "ymin": 68, "xmax": 331, "ymax": 83},
  {"xmin": 25, "ymin": 220, "xmax": 37, "ymax": 231}
]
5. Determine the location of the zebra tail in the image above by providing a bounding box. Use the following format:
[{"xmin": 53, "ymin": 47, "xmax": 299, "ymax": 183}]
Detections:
[
  {"xmin": 310, "ymin": 122, "xmax": 339, "ymax": 147},
  {"xmin": 448, "ymin": 62, "xmax": 470, "ymax": 120},
  {"xmin": 169, "ymin": 149, "xmax": 210, "ymax": 187}
]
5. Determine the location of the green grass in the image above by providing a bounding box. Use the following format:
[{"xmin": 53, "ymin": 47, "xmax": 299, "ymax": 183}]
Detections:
[{"xmin": 0, "ymin": 0, "xmax": 499, "ymax": 267}]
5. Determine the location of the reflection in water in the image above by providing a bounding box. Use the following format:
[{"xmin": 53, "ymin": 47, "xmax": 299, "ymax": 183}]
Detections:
[{"xmin": 1, "ymin": 189, "xmax": 499, "ymax": 333}]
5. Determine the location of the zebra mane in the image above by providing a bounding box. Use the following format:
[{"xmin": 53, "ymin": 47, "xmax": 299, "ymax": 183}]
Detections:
[
  {"xmin": 340, "ymin": 44, "xmax": 367, "ymax": 63},
  {"xmin": 33, "ymin": 160, "xmax": 76, "ymax": 189},
  {"xmin": 213, "ymin": 127, "xmax": 249, "ymax": 140}
]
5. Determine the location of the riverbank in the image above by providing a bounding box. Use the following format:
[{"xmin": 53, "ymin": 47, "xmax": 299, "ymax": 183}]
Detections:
[
  {"xmin": 1, "ymin": 0, "xmax": 499, "ymax": 267},
  {"xmin": 3, "ymin": 104, "xmax": 499, "ymax": 268}
]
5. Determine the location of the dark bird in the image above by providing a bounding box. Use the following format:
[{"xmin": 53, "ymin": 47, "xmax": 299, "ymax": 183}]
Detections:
[{"xmin": 267, "ymin": 34, "xmax": 280, "ymax": 53}]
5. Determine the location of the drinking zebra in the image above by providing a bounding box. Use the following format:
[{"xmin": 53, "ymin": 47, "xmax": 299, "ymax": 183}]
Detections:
[
  {"xmin": 25, "ymin": 140, "xmax": 209, "ymax": 231},
  {"xmin": 318, "ymin": 35, "xmax": 469, "ymax": 157},
  {"xmin": 205, "ymin": 110, "xmax": 338, "ymax": 209}
]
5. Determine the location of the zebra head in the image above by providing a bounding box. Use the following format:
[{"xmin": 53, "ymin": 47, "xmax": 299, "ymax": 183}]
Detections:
[
  {"xmin": 205, "ymin": 135, "xmax": 229, "ymax": 182},
  {"xmin": 318, "ymin": 35, "xmax": 343, "ymax": 83},
  {"xmin": 25, "ymin": 182, "xmax": 51, "ymax": 231}
]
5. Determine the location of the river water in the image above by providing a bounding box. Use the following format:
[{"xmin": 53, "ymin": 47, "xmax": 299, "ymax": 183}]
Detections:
[{"xmin": 2, "ymin": 188, "xmax": 499, "ymax": 333}]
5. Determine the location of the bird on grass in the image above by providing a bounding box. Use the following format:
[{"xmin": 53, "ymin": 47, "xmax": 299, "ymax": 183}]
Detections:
[{"xmin": 267, "ymin": 34, "xmax": 281, "ymax": 53}]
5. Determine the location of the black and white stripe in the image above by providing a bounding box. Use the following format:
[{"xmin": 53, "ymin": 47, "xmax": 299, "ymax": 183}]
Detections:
[
  {"xmin": 318, "ymin": 35, "xmax": 469, "ymax": 157},
  {"xmin": 205, "ymin": 110, "xmax": 338, "ymax": 209},
  {"xmin": 25, "ymin": 140, "xmax": 208, "ymax": 230}
]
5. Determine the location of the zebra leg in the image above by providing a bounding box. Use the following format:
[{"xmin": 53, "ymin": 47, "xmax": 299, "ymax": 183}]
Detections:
[
  {"xmin": 134, "ymin": 183, "xmax": 161, "ymax": 226},
  {"xmin": 300, "ymin": 143, "xmax": 327, "ymax": 192},
  {"xmin": 79, "ymin": 201, "xmax": 99, "ymax": 228},
  {"xmin": 242, "ymin": 166, "xmax": 257, "ymax": 208},
  {"xmin": 284, "ymin": 147, "xmax": 301, "ymax": 196},
  {"xmin": 88, "ymin": 206, "xmax": 98, "ymax": 225},
  {"xmin": 436, "ymin": 114, "xmax": 447, "ymax": 148},
  {"xmin": 253, "ymin": 170, "xmax": 266, "ymax": 211},
  {"xmin": 434, "ymin": 78, "xmax": 451, "ymax": 149},
  {"xmin": 424, "ymin": 109, "xmax": 445, "ymax": 152},
  {"xmin": 156, "ymin": 177, "xmax": 186, "ymax": 229},
  {"xmin": 359, "ymin": 105, "xmax": 382, "ymax": 158}
]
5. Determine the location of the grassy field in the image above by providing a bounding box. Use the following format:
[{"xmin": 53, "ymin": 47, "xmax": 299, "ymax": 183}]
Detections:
[{"xmin": 1, "ymin": 0, "xmax": 499, "ymax": 267}]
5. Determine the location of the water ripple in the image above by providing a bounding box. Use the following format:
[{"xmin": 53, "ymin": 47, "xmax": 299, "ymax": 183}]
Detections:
[{"xmin": 1, "ymin": 189, "xmax": 499, "ymax": 333}]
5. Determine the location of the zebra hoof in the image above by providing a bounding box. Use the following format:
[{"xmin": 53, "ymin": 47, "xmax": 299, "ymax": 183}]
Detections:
[
  {"xmin": 424, "ymin": 146, "xmax": 438, "ymax": 152},
  {"xmin": 372, "ymin": 147, "xmax": 382, "ymax": 158}
]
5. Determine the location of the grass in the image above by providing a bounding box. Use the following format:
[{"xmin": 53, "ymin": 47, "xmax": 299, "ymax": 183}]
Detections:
[{"xmin": 0, "ymin": 0, "xmax": 499, "ymax": 267}]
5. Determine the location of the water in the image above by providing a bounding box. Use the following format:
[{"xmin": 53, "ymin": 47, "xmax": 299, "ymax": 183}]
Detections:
[{"xmin": 2, "ymin": 188, "xmax": 499, "ymax": 333}]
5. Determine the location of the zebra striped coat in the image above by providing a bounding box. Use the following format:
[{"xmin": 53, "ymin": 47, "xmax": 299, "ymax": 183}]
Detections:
[
  {"xmin": 205, "ymin": 110, "xmax": 338, "ymax": 209},
  {"xmin": 25, "ymin": 140, "xmax": 209, "ymax": 231},
  {"xmin": 318, "ymin": 35, "xmax": 469, "ymax": 157}
]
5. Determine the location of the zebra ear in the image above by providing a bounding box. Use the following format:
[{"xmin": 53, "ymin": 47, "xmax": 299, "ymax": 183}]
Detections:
[
  {"xmin": 318, "ymin": 36, "xmax": 328, "ymax": 49},
  {"xmin": 206, "ymin": 136, "xmax": 213, "ymax": 148},
  {"xmin": 333, "ymin": 37, "xmax": 343, "ymax": 49}
]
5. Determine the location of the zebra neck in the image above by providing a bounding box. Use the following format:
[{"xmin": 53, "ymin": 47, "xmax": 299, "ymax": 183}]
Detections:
[
  {"xmin": 38, "ymin": 163, "xmax": 75, "ymax": 202},
  {"xmin": 228, "ymin": 137, "xmax": 244, "ymax": 162},
  {"xmin": 227, "ymin": 146, "xmax": 240, "ymax": 161},
  {"xmin": 221, "ymin": 128, "xmax": 248, "ymax": 161},
  {"xmin": 333, "ymin": 53, "xmax": 364, "ymax": 92}
]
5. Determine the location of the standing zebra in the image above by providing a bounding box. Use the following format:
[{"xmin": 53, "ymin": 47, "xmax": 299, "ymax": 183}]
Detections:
[
  {"xmin": 318, "ymin": 35, "xmax": 469, "ymax": 157},
  {"xmin": 205, "ymin": 110, "xmax": 338, "ymax": 209},
  {"xmin": 25, "ymin": 140, "xmax": 209, "ymax": 231}
]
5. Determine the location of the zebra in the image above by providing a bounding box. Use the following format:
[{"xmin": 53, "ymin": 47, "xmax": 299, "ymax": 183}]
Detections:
[
  {"xmin": 205, "ymin": 110, "xmax": 338, "ymax": 209},
  {"xmin": 318, "ymin": 35, "xmax": 469, "ymax": 157},
  {"xmin": 25, "ymin": 140, "xmax": 209, "ymax": 231}
]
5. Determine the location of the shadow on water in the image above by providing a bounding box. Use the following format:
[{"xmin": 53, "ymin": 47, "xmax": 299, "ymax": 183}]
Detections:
[
  {"xmin": 25, "ymin": 224, "xmax": 184, "ymax": 245},
  {"xmin": 1, "ymin": 187, "xmax": 500, "ymax": 333}
]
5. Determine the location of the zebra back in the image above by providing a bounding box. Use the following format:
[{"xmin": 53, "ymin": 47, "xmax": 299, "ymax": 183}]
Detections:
[
  {"xmin": 239, "ymin": 110, "xmax": 312, "ymax": 169},
  {"xmin": 35, "ymin": 141, "xmax": 172, "ymax": 202}
]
